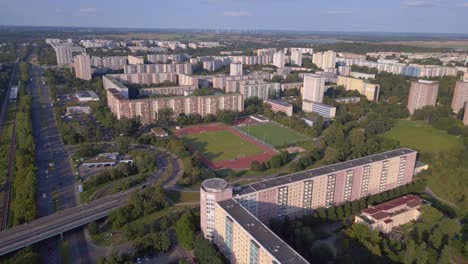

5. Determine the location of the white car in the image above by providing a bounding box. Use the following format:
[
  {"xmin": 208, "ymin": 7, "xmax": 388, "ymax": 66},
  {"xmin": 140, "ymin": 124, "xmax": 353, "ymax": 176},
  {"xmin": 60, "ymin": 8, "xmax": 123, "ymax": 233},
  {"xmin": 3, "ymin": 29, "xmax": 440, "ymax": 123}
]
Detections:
[
  {"xmin": 45, "ymin": 170, "xmax": 48, "ymax": 174},
  {"xmin": 42, "ymin": 193, "xmax": 46, "ymax": 199}
]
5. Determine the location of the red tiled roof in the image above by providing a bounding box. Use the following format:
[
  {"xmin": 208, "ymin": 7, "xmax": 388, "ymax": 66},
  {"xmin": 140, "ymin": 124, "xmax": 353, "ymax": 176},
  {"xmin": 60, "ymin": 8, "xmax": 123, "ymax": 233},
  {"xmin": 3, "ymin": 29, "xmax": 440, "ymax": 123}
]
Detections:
[
  {"xmin": 362, "ymin": 194, "xmax": 422, "ymax": 215},
  {"xmin": 384, "ymin": 219, "xmax": 393, "ymax": 224},
  {"xmin": 371, "ymin": 211, "xmax": 390, "ymax": 220}
]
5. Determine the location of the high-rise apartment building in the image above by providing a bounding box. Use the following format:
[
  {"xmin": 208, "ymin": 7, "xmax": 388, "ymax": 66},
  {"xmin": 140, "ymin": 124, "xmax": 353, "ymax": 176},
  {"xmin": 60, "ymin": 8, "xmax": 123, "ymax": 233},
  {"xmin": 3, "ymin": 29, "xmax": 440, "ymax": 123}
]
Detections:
[
  {"xmin": 73, "ymin": 54, "xmax": 92, "ymax": 80},
  {"xmin": 313, "ymin": 50, "xmax": 336, "ymax": 69},
  {"xmin": 407, "ymin": 80, "xmax": 439, "ymax": 115},
  {"xmin": 273, "ymin": 51, "xmax": 285, "ymax": 68},
  {"xmin": 53, "ymin": 45, "xmax": 73, "ymax": 66},
  {"xmin": 201, "ymin": 148, "xmax": 418, "ymax": 263},
  {"xmin": 291, "ymin": 49, "xmax": 302, "ymax": 66},
  {"xmin": 451, "ymin": 78, "xmax": 468, "ymax": 113},
  {"xmin": 302, "ymin": 74, "xmax": 325, "ymax": 103},
  {"xmin": 230, "ymin": 62, "xmax": 243, "ymax": 76}
]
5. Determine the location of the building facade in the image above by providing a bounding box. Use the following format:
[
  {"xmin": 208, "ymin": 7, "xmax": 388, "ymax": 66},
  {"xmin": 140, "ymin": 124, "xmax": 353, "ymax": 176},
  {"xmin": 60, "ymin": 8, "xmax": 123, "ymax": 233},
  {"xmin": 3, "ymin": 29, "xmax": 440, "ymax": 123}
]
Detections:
[
  {"xmin": 230, "ymin": 62, "xmax": 243, "ymax": 76},
  {"xmin": 273, "ymin": 51, "xmax": 285, "ymax": 68},
  {"xmin": 73, "ymin": 53, "xmax": 92, "ymax": 80},
  {"xmin": 291, "ymin": 49, "xmax": 303, "ymax": 66},
  {"xmin": 302, "ymin": 100, "xmax": 336, "ymax": 118},
  {"xmin": 127, "ymin": 55, "xmax": 144, "ymax": 65},
  {"xmin": 264, "ymin": 99, "xmax": 293, "ymax": 116},
  {"xmin": 201, "ymin": 148, "xmax": 418, "ymax": 263},
  {"xmin": 407, "ymin": 80, "xmax": 439, "ymax": 115},
  {"xmin": 302, "ymin": 74, "xmax": 325, "ymax": 103},
  {"xmin": 124, "ymin": 63, "xmax": 192, "ymax": 75},
  {"xmin": 337, "ymin": 76, "xmax": 380, "ymax": 101},
  {"xmin": 53, "ymin": 45, "xmax": 72, "ymax": 66},
  {"xmin": 451, "ymin": 78, "xmax": 468, "ymax": 113},
  {"xmin": 106, "ymin": 89, "xmax": 243, "ymax": 123}
]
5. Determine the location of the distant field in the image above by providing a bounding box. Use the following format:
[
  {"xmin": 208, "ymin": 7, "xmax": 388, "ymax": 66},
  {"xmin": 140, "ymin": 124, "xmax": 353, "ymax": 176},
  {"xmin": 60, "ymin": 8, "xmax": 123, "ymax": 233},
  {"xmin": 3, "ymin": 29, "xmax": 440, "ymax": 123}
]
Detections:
[
  {"xmin": 383, "ymin": 120, "xmax": 462, "ymax": 153},
  {"xmin": 181, "ymin": 130, "xmax": 264, "ymax": 162},
  {"xmin": 383, "ymin": 40, "xmax": 468, "ymax": 49},
  {"xmin": 240, "ymin": 122, "xmax": 310, "ymax": 147}
]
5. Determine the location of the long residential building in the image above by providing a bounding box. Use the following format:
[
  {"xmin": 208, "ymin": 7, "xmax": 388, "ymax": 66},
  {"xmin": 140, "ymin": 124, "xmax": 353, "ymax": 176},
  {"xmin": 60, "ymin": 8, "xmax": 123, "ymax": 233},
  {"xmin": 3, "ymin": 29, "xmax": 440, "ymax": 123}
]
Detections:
[
  {"xmin": 265, "ymin": 99, "xmax": 293, "ymax": 116},
  {"xmin": 107, "ymin": 89, "xmax": 243, "ymax": 123},
  {"xmin": 302, "ymin": 100, "xmax": 336, "ymax": 118},
  {"xmin": 147, "ymin": 54, "xmax": 185, "ymax": 63},
  {"xmin": 201, "ymin": 148, "xmax": 418, "ymax": 263},
  {"xmin": 337, "ymin": 76, "xmax": 380, "ymax": 101},
  {"xmin": 91, "ymin": 56, "xmax": 127, "ymax": 70},
  {"xmin": 225, "ymin": 79, "xmax": 280, "ymax": 100},
  {"xmin": 124, "ymin": 63, "xmax": 192, "ymax": 75},
  {"xmin": 338, "ymin": 58, "xmax": 459, "ymax": 78},
  {"xmin": 451, "ymin": 77, "xmax": 468, "ymax": 113},
  {"xmin": 138, "ymin": 85, "xmax": 198, "ymax": 97},
  {"xmin": 407, "ymin": 80, "xmax": 439, "ymax": 115}
]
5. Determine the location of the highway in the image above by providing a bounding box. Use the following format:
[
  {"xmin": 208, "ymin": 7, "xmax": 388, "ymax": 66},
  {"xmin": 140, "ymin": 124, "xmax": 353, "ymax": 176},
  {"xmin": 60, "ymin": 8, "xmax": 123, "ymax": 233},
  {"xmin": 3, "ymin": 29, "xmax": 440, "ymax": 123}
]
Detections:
[
  {"xmin": 0, "ymin": 148, "xmax": 181, "ymax": 256},
  {"xmin": 30, "ymin": 63, "xmax": 83, "ymax": 263}
]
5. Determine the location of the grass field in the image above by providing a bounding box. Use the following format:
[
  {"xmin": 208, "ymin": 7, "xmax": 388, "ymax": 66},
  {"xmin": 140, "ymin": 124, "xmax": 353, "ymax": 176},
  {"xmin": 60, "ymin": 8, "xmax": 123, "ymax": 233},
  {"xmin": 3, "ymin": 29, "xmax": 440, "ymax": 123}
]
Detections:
[
  {"xmin": 181, "ymin": 130, "xmax": 264, "ymax": 162},
  {"xmin": 383, "ymin": 120, "xmax": 462, "ymax": 153},
  {"xmin": 239, "ymin": 123, "xmax": 310, "ymax": 147}
]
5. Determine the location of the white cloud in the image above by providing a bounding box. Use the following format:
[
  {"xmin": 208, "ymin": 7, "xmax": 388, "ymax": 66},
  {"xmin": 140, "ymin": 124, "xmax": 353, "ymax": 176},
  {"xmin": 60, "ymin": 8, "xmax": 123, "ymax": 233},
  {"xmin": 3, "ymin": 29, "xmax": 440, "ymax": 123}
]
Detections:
[
  {"xmin": 78, "ymin": 7, "xmax": 97, "ymax": 15},
  {"xmin": 463, "ymin": 3, "xmax": 468, "ymax": 7},
  {"xmin": 55, "ymin": 8, "xmax": 62, "ymax": 13},
  {"xmin": 401, "ymin": 0, "xmax": 435, "ymax": 8},
  {"xmin": 223, "ymin": 11, "xmax": 251, "ymax": 17},
  {"xmin": 327, "ymin": 10, "xmax": 352, "ymax": 15}
]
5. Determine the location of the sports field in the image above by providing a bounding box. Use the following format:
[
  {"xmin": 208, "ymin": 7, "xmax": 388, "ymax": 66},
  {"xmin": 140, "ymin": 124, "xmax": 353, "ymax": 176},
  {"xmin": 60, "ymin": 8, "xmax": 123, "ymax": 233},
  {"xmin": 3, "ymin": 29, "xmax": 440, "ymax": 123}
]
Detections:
[
  {"xmin": 182, "ymin": 130, "xmax": 264, "ymax": 162},
  {"xmin": 239, "ymin": 123, "xmax": 310, "ymax": 147},
  {"xmin": 383, "ymin": 120, "xmax": 462, "ymax": 153}
]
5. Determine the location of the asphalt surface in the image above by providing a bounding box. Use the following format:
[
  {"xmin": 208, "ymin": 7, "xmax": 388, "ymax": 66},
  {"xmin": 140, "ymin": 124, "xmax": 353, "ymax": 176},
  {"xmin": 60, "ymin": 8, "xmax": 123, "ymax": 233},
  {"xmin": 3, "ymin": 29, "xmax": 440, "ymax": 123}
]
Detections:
[
  {"xmin": 0, "ymin": 147, "xmax": 182, "ymax": 257},
  {"xmin": 29, "ymin": 65, "xmax": 89, "ymax": 263}
]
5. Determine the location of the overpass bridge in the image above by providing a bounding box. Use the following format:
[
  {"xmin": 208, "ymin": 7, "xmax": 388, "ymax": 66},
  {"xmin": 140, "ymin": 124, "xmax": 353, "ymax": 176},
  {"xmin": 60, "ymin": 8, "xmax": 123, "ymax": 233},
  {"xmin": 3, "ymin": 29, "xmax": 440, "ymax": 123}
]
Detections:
[{"xmin": 0, "ymin": 148, "xmax": 183, "ymax": 256}]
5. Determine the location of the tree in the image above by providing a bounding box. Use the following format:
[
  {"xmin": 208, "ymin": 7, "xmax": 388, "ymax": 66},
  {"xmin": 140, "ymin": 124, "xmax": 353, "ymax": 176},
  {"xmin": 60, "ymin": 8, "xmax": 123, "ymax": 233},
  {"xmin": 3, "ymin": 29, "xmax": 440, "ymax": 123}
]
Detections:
[
  {"xmin": 404, "ymin": 239, "xmax": 417, "ymax": 264},
  {"xmin": 175, "ymin": 212, "xmax": 196, "ymax": 250},
  {"xmin": 193, "ymin": 235, "xmax": 224, "ymax": 264},
  {"xmin": 115, "ymin": 136, "xmax": 130, "ymax": 154},
  {"xmin": 87, "ymin": 221, "xmax": 99, "ymax": 235}
]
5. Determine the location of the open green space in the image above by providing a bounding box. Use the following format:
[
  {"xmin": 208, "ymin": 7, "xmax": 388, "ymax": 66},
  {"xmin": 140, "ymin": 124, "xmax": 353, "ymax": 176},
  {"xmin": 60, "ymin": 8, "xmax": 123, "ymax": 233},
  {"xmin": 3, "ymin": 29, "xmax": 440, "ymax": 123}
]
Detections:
[
  {"xmin": 181, "ymin": 130, "xmax": 264, "ymax": 162},
  {"xmin": 239, "ymin": 122, "xmax": 310, "ymax": 147},
  {"xmin": 383, "ymin": 120, "xmax": 462, "ymax": 153},
  {"xmin": 167, "ymin": 190, "xmax": 200, "ymax": 204}
]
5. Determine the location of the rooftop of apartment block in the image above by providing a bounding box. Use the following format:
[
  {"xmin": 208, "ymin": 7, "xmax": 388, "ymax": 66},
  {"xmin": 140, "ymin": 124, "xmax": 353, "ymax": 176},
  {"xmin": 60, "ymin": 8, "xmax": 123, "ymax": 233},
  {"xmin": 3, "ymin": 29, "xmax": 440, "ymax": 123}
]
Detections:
[
  {"xmin": 218, "ymin": 199, "xmax": 309, "ymax": 264},
  {"xmin": 234, "ymin": 148, "xmax": 416, "ymax": 196}
]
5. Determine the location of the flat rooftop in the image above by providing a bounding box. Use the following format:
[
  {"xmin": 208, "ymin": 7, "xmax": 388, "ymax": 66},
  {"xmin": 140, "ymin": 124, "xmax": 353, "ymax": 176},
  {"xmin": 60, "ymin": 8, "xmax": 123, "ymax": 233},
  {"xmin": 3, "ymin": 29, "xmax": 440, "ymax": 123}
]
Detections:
[
  {"xmin": 218, "ymin": 199, "xmax": 309, "ymax": 264},
  {"xmin": 266, "ymin": 99, "xmax": 292, "ymax": 107},
  {"xmin": 235, "ymin": 148, "xmax": 416, "ymax": 196}
]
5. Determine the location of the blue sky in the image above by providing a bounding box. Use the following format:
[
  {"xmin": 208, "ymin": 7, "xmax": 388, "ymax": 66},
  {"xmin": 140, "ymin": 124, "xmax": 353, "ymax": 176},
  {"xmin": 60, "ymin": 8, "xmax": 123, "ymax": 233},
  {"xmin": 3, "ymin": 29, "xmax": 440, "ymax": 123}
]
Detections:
[{"xmin": 1, "ymin": 0, "xmax": 468, "ymax": 34}]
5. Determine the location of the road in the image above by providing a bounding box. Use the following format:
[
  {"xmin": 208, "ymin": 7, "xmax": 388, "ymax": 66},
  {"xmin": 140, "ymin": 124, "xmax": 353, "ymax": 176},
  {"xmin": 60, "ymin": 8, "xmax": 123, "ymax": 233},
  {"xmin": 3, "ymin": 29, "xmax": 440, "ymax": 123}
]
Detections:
[
  {"xmin": 29, "ymin": 64, "xmax": 87, "ymax": 263},
  {"xmin": 0, "ymin": 144, "xmax": 182, "ymax": 257}
]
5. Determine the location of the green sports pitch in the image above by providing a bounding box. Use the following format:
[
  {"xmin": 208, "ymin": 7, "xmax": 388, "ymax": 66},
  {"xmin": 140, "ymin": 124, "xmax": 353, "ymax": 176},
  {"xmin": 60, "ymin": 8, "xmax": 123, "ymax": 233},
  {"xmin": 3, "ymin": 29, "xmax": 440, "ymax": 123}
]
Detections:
[
  {"xmin": 239, "ymin": 123, "xmax": 310, "ymax": 147},
  {"xmin": 181, "ymin": 130, "xmax": 264, "ymax": 162}
]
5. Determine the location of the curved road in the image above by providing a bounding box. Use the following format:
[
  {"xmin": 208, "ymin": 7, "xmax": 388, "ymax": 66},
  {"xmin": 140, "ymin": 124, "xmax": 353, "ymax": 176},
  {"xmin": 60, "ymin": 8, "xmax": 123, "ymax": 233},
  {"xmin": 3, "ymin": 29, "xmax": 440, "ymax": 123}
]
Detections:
[{"xmin": 0, "ymin": 146, "xmax": 182, "ymax": 257}]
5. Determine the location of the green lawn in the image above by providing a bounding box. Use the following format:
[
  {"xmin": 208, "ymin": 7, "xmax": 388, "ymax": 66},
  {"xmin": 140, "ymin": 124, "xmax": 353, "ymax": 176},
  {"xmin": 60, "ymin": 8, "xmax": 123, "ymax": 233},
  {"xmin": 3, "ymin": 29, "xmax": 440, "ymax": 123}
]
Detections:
[
  {"xmin": 383, "ymin": 120, "xmax": 462, "ymax": 153},
  {"xmin": 181, "ymin": 130, "xmax": 264, "ymax": 162},
  {"xmin": 239, "ymin": 123, "xmax": 310, "ymax": 147}
]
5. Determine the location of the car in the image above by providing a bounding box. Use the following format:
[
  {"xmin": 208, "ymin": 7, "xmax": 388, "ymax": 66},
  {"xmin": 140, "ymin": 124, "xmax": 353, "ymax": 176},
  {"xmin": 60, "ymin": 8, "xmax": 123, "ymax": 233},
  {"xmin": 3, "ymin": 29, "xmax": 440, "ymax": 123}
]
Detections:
[
  {"xmin": 42, "ymin": 193, "xmax": 46, "ymax": 198},
  {"xmin": 45, "ymin": 170, "xmax": 48, "ymax": 174}
]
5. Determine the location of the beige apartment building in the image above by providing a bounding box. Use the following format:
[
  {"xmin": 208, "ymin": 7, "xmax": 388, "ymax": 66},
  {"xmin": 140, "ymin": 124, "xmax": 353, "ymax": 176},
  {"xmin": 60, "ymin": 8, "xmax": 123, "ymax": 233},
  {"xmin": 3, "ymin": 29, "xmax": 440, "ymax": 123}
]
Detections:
[
  {"xmin": 451, "ymin": 78, "xmax": 468, "ymax": 113},
  {"xmin": 407, "ymin": 80, "xmax": 439, "ymax": 115},
  {"xmin": 73, "ymin": 53, "xmax": 92, "ymax": 80},
  {"xmin": 127, "ymin": 55, "xmax": 144, "ymax": 65},
  {"xmin": 107, "ymin": 88, "xmax": 243, "ymax": 123},
  {"xmin": 337, "ymin": 76, "xmax": 380, "ymax": 101},
  {"xmin": 302, "ymin": 74, "xmax": 326, "ymax": 103}
]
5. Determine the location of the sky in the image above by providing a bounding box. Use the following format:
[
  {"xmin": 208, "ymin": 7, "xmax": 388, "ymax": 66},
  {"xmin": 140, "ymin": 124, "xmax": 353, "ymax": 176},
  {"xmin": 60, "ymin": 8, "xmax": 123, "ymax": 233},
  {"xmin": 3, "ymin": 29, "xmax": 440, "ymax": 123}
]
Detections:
[{"xmin": 1, "ymin": 0, "xmax": 468, "ymax": 34}]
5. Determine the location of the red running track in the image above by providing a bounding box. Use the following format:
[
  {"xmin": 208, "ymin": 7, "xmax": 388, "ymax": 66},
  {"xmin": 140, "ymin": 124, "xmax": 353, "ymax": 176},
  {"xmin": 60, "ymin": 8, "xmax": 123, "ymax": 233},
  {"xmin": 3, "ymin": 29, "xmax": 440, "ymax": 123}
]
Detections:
[{"xmin": 175, "ymin": 123, "xmax": 277, "ymax": 170}]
